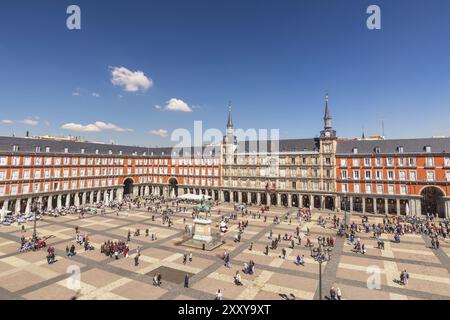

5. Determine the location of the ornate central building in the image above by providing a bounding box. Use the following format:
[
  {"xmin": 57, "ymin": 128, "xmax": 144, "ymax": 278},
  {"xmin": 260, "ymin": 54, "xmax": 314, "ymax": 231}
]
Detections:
[{"xmin": 220, "ymin": 95, "xmax": 338, "ymax": 210}]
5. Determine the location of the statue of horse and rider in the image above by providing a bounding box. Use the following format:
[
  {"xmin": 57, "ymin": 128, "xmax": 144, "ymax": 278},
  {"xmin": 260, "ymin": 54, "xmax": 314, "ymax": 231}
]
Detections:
[{"xmin": 194, "ymin": 196, "xmax": 213, "ymax": 219}]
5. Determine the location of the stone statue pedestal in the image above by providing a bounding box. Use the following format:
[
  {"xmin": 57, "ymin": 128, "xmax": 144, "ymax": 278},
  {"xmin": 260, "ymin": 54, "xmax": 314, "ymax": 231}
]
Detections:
[
  {"xmin": 179, "ymin": 217, "xmax": 224, "ymax": 251},
  {"xmin": 193, "ymin": 218, "xmax": 213, "ymax": 242}
]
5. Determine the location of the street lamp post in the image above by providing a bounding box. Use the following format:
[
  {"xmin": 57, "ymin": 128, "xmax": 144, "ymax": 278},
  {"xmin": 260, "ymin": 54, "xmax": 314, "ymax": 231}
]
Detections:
[
  {"xmin": 344, "ymin": 196, "xmax": 348, "ymax": 227},
  {"xmin": 311, "ymin": 246, "xmax": 332, "ymax": 300},
  {"xmin": 32, "ymin": 200, "xmax": 40, "ymax": 242}
]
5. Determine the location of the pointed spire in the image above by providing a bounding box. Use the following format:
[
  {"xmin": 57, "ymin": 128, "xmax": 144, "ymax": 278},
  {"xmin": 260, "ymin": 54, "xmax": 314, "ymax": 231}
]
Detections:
[
  {"xmin": 227, "ymin": 101, "xmax": 233, "ymax": 129},
  {"xmin": 323, "ymin": 93, "xmax": 332, "ymax": 130},
  {"xmin": 362, "ymin": 127, "xmax": 366, "ymax": 140}
]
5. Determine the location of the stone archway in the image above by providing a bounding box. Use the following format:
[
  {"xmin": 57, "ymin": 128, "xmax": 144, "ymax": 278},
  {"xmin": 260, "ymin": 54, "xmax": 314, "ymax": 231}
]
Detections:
[
  {"xmin": 302, "ymin": 195, "xmax": 310, "ymax": 208},
  {"xmin": 168, "ymin": 177, "xmax": 179, "ymax": 198},
  {"xmin": 123, "ymin": 178, "xmax": 134, "ymax": 196},
  {"xmin": 261, "ymin": 193, "xmax": 267, "ymax": 205},
  {"xmin": 270, "ymin": 194, "xmax": 277, "ymax": 206},
  {"xmin": 281, "ymin": 194, "xmax": 288, "ymax": 207},
  {"xmin": 421, "ymin": 187, "xmax": 445, "ymax": 218},
  {"xmin": 292, "ymin": 194, "xmax": 299, "ymax": 207},
  {"xmin": 224, "ymin": 191, "xmax": 230, "ymax": 202},
  {"xmin": 325, "ymin": 196, "xmax": 334, "ymax": 210},
  {"xmin": 313, "ymin": 196, "xmax": 321, "ymax": 209}
]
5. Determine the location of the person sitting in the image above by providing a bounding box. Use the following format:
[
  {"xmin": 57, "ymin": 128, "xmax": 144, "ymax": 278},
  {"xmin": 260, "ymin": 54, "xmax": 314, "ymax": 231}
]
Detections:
[
  {"xmin": 234, "ymin": 234, "xmax": 241, "ymax": 243},
  {"xmin": 234, "ymin": 271, "xmax": 243, "ymax": 285},
  {"xmin": 243, "ymin": 262, "xmax": 249, "ymax": 274},
  {"xmin": 394, "ymin": 234, "xmax": 400, "ymax": 243},
  {"xmin": 295, "ymin": 254, "xmax": 305, "ymax": 266}
]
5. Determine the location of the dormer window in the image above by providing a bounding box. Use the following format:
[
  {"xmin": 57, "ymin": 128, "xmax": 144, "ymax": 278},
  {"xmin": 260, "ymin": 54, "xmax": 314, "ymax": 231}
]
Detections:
[
  {"xmin": 95, "ymin": 149, "xmax": 99, "ymax": 155},
  {"xmin": 374, "ymin": 147, "xmax": 381, "ymax": 154},
  {"xmin": 12, "ymin": 145, "xmax": 19, "ymax": 152},
  {"xmin": 143, "ymin": 152, "xmax": 146, "ymax": 156},
  {"xmin": 425, "ymin": 145, "xmax": 431, "ymax": 153},
  {"xmin": 151, "ymin": 152, "xmax": 154, "ymax": 156},
  {"xmin": 45, "ymin": 146, "xmax": 51, "ymax": 153},
  {"xmin": 35, "ymin": 146, "xmax": 41, "ymax": 152},
  {"xmin": 352, "ymin": 147, "xmax": 358, "ymax": 154},
  {"xmin": 64, "ymin": 147, "xmax": 69, "ymax": 153},
  {"xmin": 119, "ymin": 150, "xmax": 123, "ymax": 155},
  {"xmin": 108, "ymin": 150, "xmax": 113, "ymax": 155},
  {"xmin": 397, "ymin": 146, "xmax": 404, "ymax": 153},
  {"xmin": 81, "ymin": 148, "xmax": 85, "ymax": 154},
  {"xmin": 162, "ymin": 152, "xmax": 165, "ymax": 156}
]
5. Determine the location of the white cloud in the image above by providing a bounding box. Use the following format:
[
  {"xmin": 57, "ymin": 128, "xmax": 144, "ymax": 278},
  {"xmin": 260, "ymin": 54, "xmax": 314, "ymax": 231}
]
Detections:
[
  {"xmin": 110, "ymin": 66, "xmax": 153, "ymax": 92},
  {"xmin": 91, "ymin": 92, "xmax": 100, "ymax": 98},
  {"xmin": 61, "ymin": 121, "xmax": 133, "ymax": 133},
  {"xmin": 149, "ymin": 129, "xmax": 169, "ymax": 137},
  {"xmin": 162, "ymin": 98, "xmax": 193, "ymax": 112},
  {"xmin": 2, "ymin": 119, "xmax": 39, "ymax": 125},
  {"xmin": 19, "ymin": 119, "xmax": 39, "ymax": 126},
  {"xmin": 154, "ymin": 104, "xmax": 162, "ymax": 110}
]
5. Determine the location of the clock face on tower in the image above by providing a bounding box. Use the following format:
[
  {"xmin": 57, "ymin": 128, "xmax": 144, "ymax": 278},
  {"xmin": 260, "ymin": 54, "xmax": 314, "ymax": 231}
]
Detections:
[{"xmin": 325, "ymin": 131, "xmax": 330, "ymax": 137}]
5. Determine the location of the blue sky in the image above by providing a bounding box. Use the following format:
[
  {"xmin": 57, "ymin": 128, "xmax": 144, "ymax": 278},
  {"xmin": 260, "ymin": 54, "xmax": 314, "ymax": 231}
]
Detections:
[{"xmin": 0, "ymin": 0, "xmax": 449, "ymax": 146}]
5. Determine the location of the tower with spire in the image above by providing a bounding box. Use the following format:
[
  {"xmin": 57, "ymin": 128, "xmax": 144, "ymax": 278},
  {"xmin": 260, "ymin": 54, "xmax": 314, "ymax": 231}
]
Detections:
[
  {"xmin": 224, "ymin": 101, "xmax": 236, "ymax": 145},
  {"xmin": 320, "ymin": 94, "xmax": 336, "ymax": 138}
]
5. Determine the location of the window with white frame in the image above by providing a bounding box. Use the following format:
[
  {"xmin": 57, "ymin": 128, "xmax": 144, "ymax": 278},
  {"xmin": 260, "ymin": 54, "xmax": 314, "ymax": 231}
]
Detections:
[
  {"xmin": 387, "ymin": 171, "xmax": 395, "ymax": 180},
  {"xmin": 0, "ymin": 157, "xmax": 8, "ymax": 166},
  {"xmin": 365, "ymin": 184, "xmax": 372, "ymax": 193},
  {"xmin": 400, "ymin": 185, "xmax": 407, "ymax": 195},
  {"xmin": 342, "ymin": 183, "xmax": 348, "ymax": 192},
  {"xmin": 375, "ymin": 158, "xmax": 382, "ymax": 166},
  {"xmin": 376, "ymin": 170, "xmax": 383, "ymax": 180},
  {"xmin": 386, "ymin": 158, "xmax": 394, "ymax": 166},
  {"xmin": 376, "ymin": 184, "xmax": 383, "ymax": 194},
  {"xmin": 426, "ymin": 171, "xmax": 435, "ymax": 181},
  {"xmin": 445, "ymin": 157, "xmax": 450, "ymax": 167},
  {"xmin": 388, "ymin": 185, "xmax": 395, "ymax": 194},
  {"xmin": 11, "ymin": 185, "xmax": 18, "ymax": 195}
]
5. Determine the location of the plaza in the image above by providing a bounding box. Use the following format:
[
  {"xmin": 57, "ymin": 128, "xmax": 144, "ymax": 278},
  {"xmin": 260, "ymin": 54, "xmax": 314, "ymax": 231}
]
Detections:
[{"xmin": 1, "ymin": 199, "xmax": 449, "ymax": 300}]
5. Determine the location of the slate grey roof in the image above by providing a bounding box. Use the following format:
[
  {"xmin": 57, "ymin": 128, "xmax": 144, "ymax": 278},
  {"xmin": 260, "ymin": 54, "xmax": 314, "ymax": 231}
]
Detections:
[
  {"xmin": 0, "ymin": 136, "xmax": 219, "ymax": 157},
  {"xmin": 236, "ymin": 138, "xmax": 320, "ymax": 153},
  {"xmin": 336, "ymin": 138, "xmax": 450, "ymax": 155}
]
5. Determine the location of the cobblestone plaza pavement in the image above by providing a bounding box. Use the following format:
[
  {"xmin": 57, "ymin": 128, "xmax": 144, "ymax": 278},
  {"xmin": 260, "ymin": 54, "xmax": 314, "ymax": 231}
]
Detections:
[{"xmin": 1, "ymin": 204, "xmax": 450, "ymax": 300}]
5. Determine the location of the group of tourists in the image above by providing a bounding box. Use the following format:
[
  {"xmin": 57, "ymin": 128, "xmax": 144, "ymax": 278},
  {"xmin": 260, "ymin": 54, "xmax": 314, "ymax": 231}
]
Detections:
[
  {"xmin": 100, "ymin": 240, "xmax": 130, "ymax": 259},
  {"xmin": 19, "ymin": 235, "xmax": 47, "ymax": 253}
]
